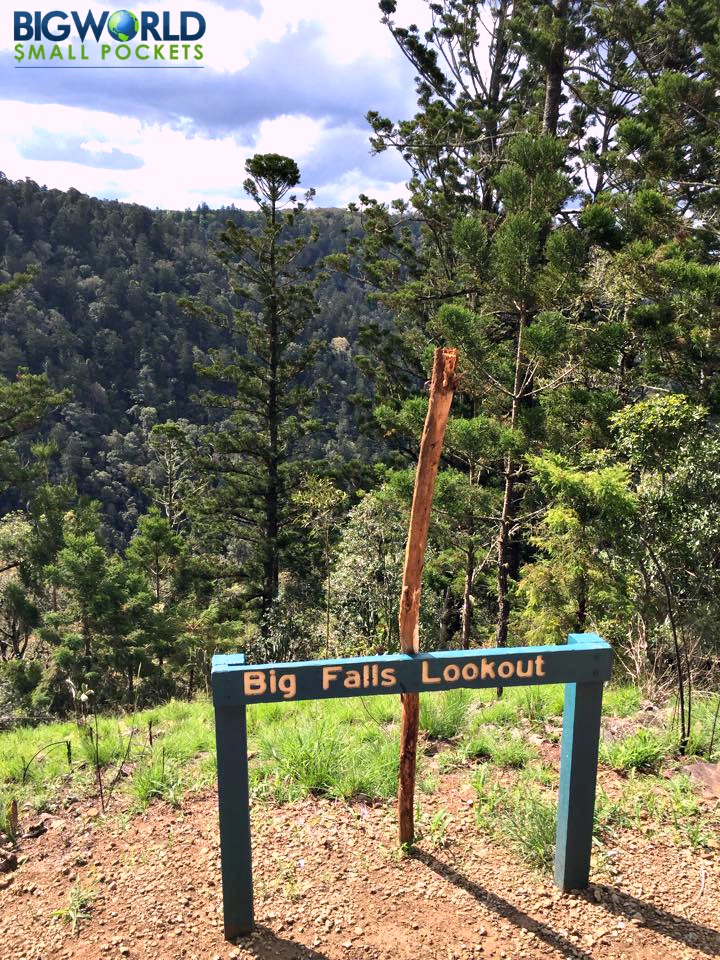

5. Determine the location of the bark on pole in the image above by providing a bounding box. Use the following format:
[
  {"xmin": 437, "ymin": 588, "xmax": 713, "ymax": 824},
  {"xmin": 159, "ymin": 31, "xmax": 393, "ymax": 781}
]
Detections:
[{"xmin": 397, "ymin": 347, "xmax": 458, "ymax": 845}]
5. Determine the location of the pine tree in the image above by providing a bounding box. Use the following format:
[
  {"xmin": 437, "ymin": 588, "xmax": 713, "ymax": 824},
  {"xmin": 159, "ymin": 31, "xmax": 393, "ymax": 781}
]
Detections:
[
  {"xmin": 190, "ymin": 154, "xmax": 322, "ymax": 624},
  {"xmin": 341, "ymin": 2, "xmax": 598, "ymax": 646},
  {"xmin": 125, "ymin": 507, "xmax": 184, "ymax": 602},
  {"xmin": 0, "ymin": 369, "xmax": 68, "ymax": 494}
]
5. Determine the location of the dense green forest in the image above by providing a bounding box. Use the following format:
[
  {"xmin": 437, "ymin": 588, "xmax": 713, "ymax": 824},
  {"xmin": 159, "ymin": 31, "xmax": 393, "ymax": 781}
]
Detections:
[
  {"xmin": 1, "ymin": 0, "xmax": 719, "ymax": 758},
  {"xmin": 0, "ymin": 175, "xmax": 381, "ymax": 542}
]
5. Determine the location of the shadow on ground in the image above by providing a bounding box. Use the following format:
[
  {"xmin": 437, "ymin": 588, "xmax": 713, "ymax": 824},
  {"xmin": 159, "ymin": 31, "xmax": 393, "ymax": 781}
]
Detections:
[
  {"xmin": 238, "ymin": 925, "xmax": 330, "ymax": 959},
  {"xmin": 583, "ymin": 883, "xmax": 720, "ymax": 955},
  {"xmin": 414, "ymin": 849, "xmax": 720, "ymax": 958},
  {"xmin": 414, "ymin": 849, "xmax": 596, "ymax": 960}
]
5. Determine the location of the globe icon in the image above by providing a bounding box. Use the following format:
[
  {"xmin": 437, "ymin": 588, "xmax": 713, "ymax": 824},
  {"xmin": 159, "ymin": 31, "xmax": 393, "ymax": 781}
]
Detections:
[{"xmin": 108, "ymin": 10, "xmax": 139, "ymax": 42}]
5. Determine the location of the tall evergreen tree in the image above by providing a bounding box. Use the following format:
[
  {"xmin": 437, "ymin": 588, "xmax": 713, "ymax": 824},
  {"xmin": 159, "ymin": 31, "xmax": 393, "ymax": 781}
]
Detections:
[{"xmin": 190, "ymin": 154, "xmax": 322, "ymax": 624}]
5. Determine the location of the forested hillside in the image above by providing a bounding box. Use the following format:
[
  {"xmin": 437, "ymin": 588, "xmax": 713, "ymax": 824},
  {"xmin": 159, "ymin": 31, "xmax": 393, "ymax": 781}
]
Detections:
[
  {"xmin": 0, "ymin": 175, "xmax": 379, "ymax": 543},
  {"xmin": 1, "ymin": 1, "xmax": 719, "ymax": 765}
]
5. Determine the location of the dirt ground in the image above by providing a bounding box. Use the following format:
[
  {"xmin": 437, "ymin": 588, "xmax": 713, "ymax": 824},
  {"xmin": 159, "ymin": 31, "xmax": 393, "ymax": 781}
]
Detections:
[{"xmin": 1, "ymin": 775, "xmax": 718, "ymax": 960}]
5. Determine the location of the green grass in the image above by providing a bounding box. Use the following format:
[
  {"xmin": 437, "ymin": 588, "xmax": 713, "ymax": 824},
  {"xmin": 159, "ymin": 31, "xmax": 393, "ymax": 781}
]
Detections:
[
  {"xmin": 501, "ymin": 786, "xmax": 556, "ymax": 870},
  {"xmin": 596, "ymin": 771, "xmax": 718, "ymax": 848},
  {"xmin": 462, "ymin": 724, "xmax": 538, "ymax": 769},
  {"xmin": 464, "ymin": 730, "xmax": 494, "ymax": 760},
  {"xmin": 473, "ymin": 769, "xmax": 556, "ymax": 870},
  {"xmin": 420, "ymin": 688, "xmax": 472, "ymax": 739},
  {"xmin": 601, "ymin": 728, "xmax": 670, "ymax": 773},
  {"xmin": 602, "ymin": 685, "xmax": 643, "ymax": 718},
  {"xmin": 76, "ymin": 722, "xmax": 125, "ymax": 768},
  {"xmin": 253, "ymin": 707, "xmax": 402, "ymax": 802},
  {"xmin": 1, "ymin": 680, "xmax": 715, "ymax": 857},
  {"xmin": 491, "ymin": 734, "xmax": 538, "ymax": 769},
  {"xmin": 473, "ymin": 697, "xmax": 518, "ymax": 726},
  {"xmin": 52, "ymin": 883, "xmax": 96, "ymax": 934},
  {"xmin": 436, "ymin": 749, "xmax": 465, "ymax": 772},
  {"xmin": 0, "ymin": 719, "xmax": 78, "ymax": 786},
  {"xmin": 0, "ymin": 793, "xmax": 19, "ymax": 843},
  {"xmin": 417, "ymin": 807, "xmax": 452, "ymax": 848},
  {"xmin": 132, "ymin": 750, "xmax": 185, "ymax": 810},
  {"xmin": 685, "ymin": 693, "xmax": 720, "ymax": 760},
  {"xmin": 472, "ymin": 766, "xmax": 505, "ymax": 829},
  {"xmin": 0, "ymin": 699, "xmax": 214, "ymax": 815}
]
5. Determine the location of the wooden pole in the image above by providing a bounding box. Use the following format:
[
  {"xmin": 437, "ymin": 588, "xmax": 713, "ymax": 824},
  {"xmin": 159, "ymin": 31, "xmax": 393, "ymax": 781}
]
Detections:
[{"xmin": 397, "ymin": 347, "xmax": 458, "ymax": 845}]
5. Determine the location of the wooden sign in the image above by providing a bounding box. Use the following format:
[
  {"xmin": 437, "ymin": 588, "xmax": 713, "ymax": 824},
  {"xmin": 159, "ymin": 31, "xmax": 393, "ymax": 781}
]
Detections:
[{"xmin": 212, "ymin": 633, "xmax": 612, "ymax": 940}]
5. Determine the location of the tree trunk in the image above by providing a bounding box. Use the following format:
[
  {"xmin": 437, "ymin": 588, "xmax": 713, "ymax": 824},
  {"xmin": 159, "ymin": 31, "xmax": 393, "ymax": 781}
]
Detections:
[
  {"xmin": 397, "ymin": 347, "xmax": 458, "ymax": 845},
  {"xmin": 496, "ymin": 461, "xmax": 515, "ymax": 650},
  {"xmin": 541, "ymin": 0, "xmax": 568, "ymax": 137},
  {"xmin": 495, "ymin": 310, "xmax": 526, "ymax": 649},
  {"xmin": 482, "ymin": 0, "xmax": 511, "ymax": 211},
  {"xmin": 438, "ymin": 586, "xmax": 454, "ymax": 648},
  {"xmin": 576, "ymin": 568, "xmax": 588, "ymax": 633},
  {"xmin": 325, "ymin": 528, "xmax": 331, "ymax": 656},
  {"xmin": 82, "ymin": 612, "xmax": 91, "ymax": 659},
  {"xmin": 262, "ymin": 199, "xmax": 280, "ymax": 624},
  {"xmin": 461, "ymin": 537, "xmax": 475, "ymax": 649}
]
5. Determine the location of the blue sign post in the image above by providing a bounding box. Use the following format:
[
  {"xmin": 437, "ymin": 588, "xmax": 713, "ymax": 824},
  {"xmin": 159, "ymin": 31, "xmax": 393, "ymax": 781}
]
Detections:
[{"xmin": 212, "ymin": 632, "xmax": 612, "ymax": 941}]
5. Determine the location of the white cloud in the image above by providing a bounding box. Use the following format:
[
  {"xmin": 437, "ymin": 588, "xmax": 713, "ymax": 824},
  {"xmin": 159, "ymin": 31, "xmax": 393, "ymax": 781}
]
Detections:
[
  {"xmin": 0, "ymin": 99, "xmax": 410, "ymax": 209},
  {"xmin": 319, "ymin": 168, "xmax": 410, "ymax": 208},
  {"xmin": 0, "ymin": 0, "xmax": 428, "ymax": 207},
  {"xmin": 254, "ymin": 114, "xmax": 325, "ymax": 158}
]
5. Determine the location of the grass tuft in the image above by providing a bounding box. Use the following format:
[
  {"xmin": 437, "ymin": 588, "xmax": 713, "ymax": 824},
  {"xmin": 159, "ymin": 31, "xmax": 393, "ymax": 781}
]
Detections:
[
  {"xmin": 0, "ymin": 793, "xmax": 19, "ymax": 843},
  {"xmin": 132, "ymin": 750, "xmax": 184, "ymax": 809},
  {"xmin": 464, "ymin": 730, "xmax": 494, "ymax": 761},
  {"xmin": 473, "ymin": 770, "xmax": 556, "ymax": 870},
  {"xmin": 601, "ymin": 729, "xmax": 669, "ymax": 773},
  {"xmin": 52, "ymin": 883, "xmax": 96, "ymax": 934},
  {"xmin": 491, "ymin": 734, "xmax": 538, "ymax": 769},
  {"xmin": 501, "ymin": 787, "xmax": 556, "ymax": 870},
  {"xmin": 420, "ymin": 689, "xmax": 472, "ymax": 740},
  {"xmin": 685, "ymin": 693, "xmax": 720, "ymax": 760},
  {"xmin": 603, "ymin": 685, "xmax": 643, "ymax": 718},
  {"xmin": 254, "ymin": 713, "xmax": 401, "ymax": 802}
]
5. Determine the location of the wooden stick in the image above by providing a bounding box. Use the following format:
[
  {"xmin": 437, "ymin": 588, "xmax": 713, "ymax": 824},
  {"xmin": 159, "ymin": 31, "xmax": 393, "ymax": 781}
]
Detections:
[{"xmin": 397, "ymin": 347, "xmax": 458, "ymax": 845}]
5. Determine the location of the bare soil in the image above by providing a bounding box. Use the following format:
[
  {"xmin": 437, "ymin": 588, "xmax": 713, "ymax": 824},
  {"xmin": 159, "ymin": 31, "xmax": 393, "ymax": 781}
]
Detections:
[{"xmin": 1, "ymin": 773, "xmax": 718, "ymax": 960}]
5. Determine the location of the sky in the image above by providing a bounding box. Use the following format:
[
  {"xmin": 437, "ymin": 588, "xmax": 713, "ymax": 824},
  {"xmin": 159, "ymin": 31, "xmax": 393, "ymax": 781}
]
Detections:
[{"xmin": 1, "ymin": 0, "xmax": 432, "ymax": 210}]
